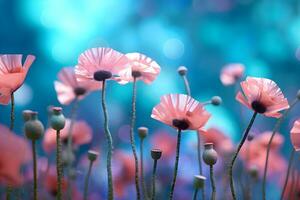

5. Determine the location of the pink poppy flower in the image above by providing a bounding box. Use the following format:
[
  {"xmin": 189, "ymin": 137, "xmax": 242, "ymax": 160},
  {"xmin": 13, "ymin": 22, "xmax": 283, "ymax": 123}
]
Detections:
[
  {"xmin": 291, "ymin": 119, "xmax": 300, "ymax": 151},
  {"xmin": 240, "ymin": 131, "xmax": 286, "ymax": 178},
  {"xmin": 0, "ymin": 124, "xmax": 31, "ymax": 186},
  {"xmin": 200, "ymin": 128, "xmax": 234, "ymax": 154},
  {"xmin": 117, "ymin": 53, "xmax": 160, "ymax": 84},
  {"xmin": 113, "ymin": 150, "xmax": 135, "ymax": 198},
  {"xmin": 75, "ymin": 47, "xmax": 129, "ymax": 83},
  {"xmin": 151, "ymin": 94, "xmax": 211, "ymax": 130},
  {"xmin": 220, "ymin": 63, "xmax": 245, "ymax": 86},
  {"xmin": 54, "ymin": 67, "xmax": 101, "ymax": 105},
  {"xmin": 43, "ymin": 119, "xmax": 92, "ymax": 153},
  {"xmin": 236, "ymin": 77, "xmax": 289, "ymax": 118},
  {"xmin": 0, "ymin": 54, "xmax": 35, "ymax": 104}
]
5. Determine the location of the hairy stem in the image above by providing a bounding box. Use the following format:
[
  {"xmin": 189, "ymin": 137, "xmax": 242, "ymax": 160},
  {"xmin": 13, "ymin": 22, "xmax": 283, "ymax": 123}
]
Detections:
[
  {"xmin": 169, "ymin": 129, "xmax": 182, "ymax": 200},
  {"xmin": 151, "ymin": 160, "xmax": 158, "ymax": 200},
  {"xmin": 210, "ymin": 165, "xmax": 216, "ymax": 200},
  {"xmin": 10, "ymin": 92, "xmax": 15, "ymax": 131},
  {"xmin": 262, "ymin": 98, "xmax": 299, "ymax": 200},
  {"xmin": 32, "ymin": 140, "xmax": 38, "ymax": 200},
  {"xmin": 101, "ymin": 80, "xmax": 114, "ymax": 200},
  {"xmin": 56, "ymin": 130, "xmax": 62, "ymax": 200},
  {"xmin": 83, "ymin": 160, "xmax": 94, "ymax": 200},
  {"xmin": 140, "ymin": 138, "xmax": 148, "ymax": 199},
  {"xmin": 197, "ymin": 133, "xmax": 205, "ymax": 200},
  {"xmin": 229, "ymin": 112, "xmax": 257, "ymax": 200}
]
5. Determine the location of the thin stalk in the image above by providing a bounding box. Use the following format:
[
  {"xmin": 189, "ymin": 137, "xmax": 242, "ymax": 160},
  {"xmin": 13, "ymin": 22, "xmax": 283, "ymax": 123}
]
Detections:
[
  {"xmin": 66, "ymin": 98, "xmax": 79, "ymax": 199},
  {"xmin": 101, "ymin": 80, "xmax": 114, "ymax": 200},
  {"xmin": 83, "ymin": 160, "xmax": 94, "ymax": 200},
  {"xmin": 151, "ymin": 160, "xmax": 158, "ymax": 200},
  {"xmin": 168, "ymin": 129, "xmax": 182, "ymax": 200},
  {"xmin": 197, "ymin": 133, "xmax": 205, "ymax": 200},
  {"xmin": 182, "ymin": 75, "xmax": 191, "ymax": 96},
  {"xmin": 280, "ymin": 149, "xmax": 295, "ymax": 200},
  {"xmin": 210, "ymin": 165, "xmax": 216, "ymax": 200},
  {"xmin": 6, "ymin": 186, "xmax": 11, "ymax": 200},
  {"xmin": 32, "ymin": 140, "xmax": 38, "ymax": 200},
  {"xmin": 140, "ymin": 138, "xmax": 148, "ymax": 199},
  {"xmin": 56, "ymin": 130, "xmax": 62, "ymax": 200},
  {"xmin": 193, "ymin": 188, "xmax": 199, "ymax": 200},
  {"xmin": 229, "ymin": 112, "xmax": 257, "ymax": 200},
  {"xmin": 10, "ymin": 92, "xmax": 15, "ymax": 130},
  {"xmin": 130, "ymin": 78, "xmax": 141, "ymax": 200},
  {"xmin": 288, "ymin": 167, "xmax": 298, "ymax": 199},
  {"xmin": 262, "ymin": 98, "xmax": 299, "ymax": 200}
]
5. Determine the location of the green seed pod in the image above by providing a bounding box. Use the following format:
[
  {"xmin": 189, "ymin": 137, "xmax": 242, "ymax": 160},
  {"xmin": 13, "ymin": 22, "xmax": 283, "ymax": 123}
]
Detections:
[
  {"xmin": 88, "ymin": 150, "xmax": 99, "ymax": 162},
  {"xmin": 151, "ymin": 149, "xmax": 162, "ymax": 160},
  {"xmin": 202, "ymin": 143, "xmax": 218, "ymax": 166},
  {"xmin": 50, "ymin": 107, "xmax": 66, "ymax": 131},
  {"xmin": 211, "ymin": 96, "xmax": 222, "ymax": 106},
  {"xmin": 177, "ymin": 66, "xmax": 187, "ymax": 76},
  {"xmin": 193, "ymin": 175, "xmax": 206, "ymax": 189},
  {"xmin": 138, "ymin": 127, "xmax": 148, "ymax": 139},
  {"xmin": 24, "ymin": 111, "xmax": 44, "ymax": 140}
]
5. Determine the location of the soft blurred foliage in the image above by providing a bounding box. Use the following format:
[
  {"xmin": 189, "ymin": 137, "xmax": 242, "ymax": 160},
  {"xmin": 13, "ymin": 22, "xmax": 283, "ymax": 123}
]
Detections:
[{"xmin": 0, "ymin": 0, "xmax": 300, "ymax": 199}]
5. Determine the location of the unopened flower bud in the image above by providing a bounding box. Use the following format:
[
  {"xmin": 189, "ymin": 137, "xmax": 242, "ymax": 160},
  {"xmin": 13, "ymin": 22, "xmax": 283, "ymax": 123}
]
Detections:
[
  {"xmin": 151, "ymin": 149, "xmax": 162, "ymax": 160},
  {"xmin": 193, "ymin": 175, "xmax": 206, "ymax": 189},
  {"xmin": 24, "ymin": 111, "xmax": 44, "ymax": 140},
  {"xmin": 177, "ymin": 66, "xmax": 188, "ymax": 76},
  {"xmin": 248, "ymin": 165, "xmax": 259, "ymax": 179},
  {"xmin": 88, "ymin": 150, "xmax": 99, "ymax": 162},
  {"xmin": 211, "ymin": 96, "xmax": 222, "ymax": 106},
  {"xmin": 50, "ymin": 107, "xmax": 65, "ymax": 131},
  {"xmin": 138, "ymin": 127, "xmax": 148, "ymax": 139},
  {"xmin": 202, "ymin": 143, "xmax": 218, "ymax": 166}
]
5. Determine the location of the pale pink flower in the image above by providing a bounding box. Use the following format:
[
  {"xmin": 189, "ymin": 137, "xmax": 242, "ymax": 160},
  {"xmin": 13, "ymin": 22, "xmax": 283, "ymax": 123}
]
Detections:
[
  {"xmin": 236, "ymin": 77, "xmax": 289, "ymax": 118},
  {"xmin": 54, "ymin": 67, "xmax": 101, "ymax": 105},
  {"xmin": 75, "ymin": 47, "xmax": 129, "ymax": 82},
  {"xmin": 43, "ymin": 119, "xmax": 92, "ymax": 153},
  {"xmin": 291, "ymin": 119, "xmax": 300, "ymax": 151},
  {"xmin": 0, "ymin": 54, "xmax": 35, "ymax": 104},
  {"xmin": 220, "ymin": 63, "xmax": 245, "ymax": 86},
  {"xmin": 117, "ymin": 53, "xmax": 160, "ymax": 84},
  {"xmin": 0, "ymin": 124, "xmax": 31, "ymax": 186},
  {"xmin": 151, "ymin": 94, "xmax": 211, "ymax": 130}
]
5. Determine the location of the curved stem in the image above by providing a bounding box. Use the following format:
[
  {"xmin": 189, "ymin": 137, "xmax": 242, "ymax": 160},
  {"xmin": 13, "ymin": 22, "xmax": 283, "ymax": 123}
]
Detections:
[
  {"xmin": 140, "ymin": 138, "xmax": 148, "ymax": 199},
  {"xmin": 66, "ymin": 98, "xmax": 79, "ymax": 199},
  {"xmin": 280, "ymin": 149, "xmax": 295, "ymax": 200},
  {"xmin": 83, "ymin": 160, "xmax": 94, "ymax": 200},
  {"xmin": 151, "ymin": 160, "xmax": 158, "ymax": 200},
  {"xmin": 210, "ymin": 165, "xmax": 216, "ymax": 200},
  {"xmin": 32, "ymin": 140, "xmax": 38, "ymax": 200},
  {"xmin": 101, "ymin": 80, "xmax": 114, "ymax": 200},
  {"xmin": 56, "ymin": 130, "xmax": 62, "ymax": 200},
  {"xmin": 10, "ymin": 92, "xmax": 15, "ymax": 131},
  {"xmin": 262, "ymin": 98, "xmax": 299, "ymax": 200},
  {"xmin": 182, "ymin": 75, "xmax": 191, "ymax": 96},
  {"xmin": 193, "ymin": 188, "xmax": 198, "ymax": 200},
  {"xmin": 169, "ymin": 129, "xmax": 182, "ymax": 200},
  {"xmin": 229, "ymin": 112, "xmax": 257, "ymax": 200},
  {"xmin": 197, "ymin": 133, "xmax": 205, "ymax": 200},
  {"xmin": 130, "ymin": 79, "xmax": 141, "ymax": 199}
]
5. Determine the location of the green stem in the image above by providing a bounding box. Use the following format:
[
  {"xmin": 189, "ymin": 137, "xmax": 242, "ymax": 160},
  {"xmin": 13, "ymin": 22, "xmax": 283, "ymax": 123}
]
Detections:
[
  {"xmin": 140, "ymin": 138, "xmax": 149, "ymax": 199},
  {"xmin": 56, "ymin": 130, "xmax": 62, "ymax": 200},
  {"xmin": 280, "ymin": 149, "xmax": 295, "ymax": 200},
  {"xmin": 66, "ymin": 98, "xmax": 79, "ymax": 199},
  {"xmin": 229, "ymin": 112, "xmax": 257, "ymax": 200},
  {"xmin": 32, "ymin": 140, "xmax": 38, "ymax": 200},
  {"xmin": 6, "ymin": 186, "xmax": 11, "ymax": 200},
  {"xmin": 262, "ymin": 98, "xmax": 299, "ymax": 200},
  {"xmin": 193, "ymin": 188, "xmax": 198, "ymax": 200},
  {"xmin": 101, "ymin": 80, "xmax": 114, "ymax": 200},
  {"xmin": 130, "ymin": 78, "xmax": 141, "ymax": 200},
  {"xmin": 168, "ymin": 129, "xmax": 182, "ymax": 200},
  {"xmin": 210, "ymin": 165, "xmax": 216, "ymax": 200},
  {"xmin": 182, "ymin": 75, "xmax": 191, "ymax": 96},
  {"xmin": 10, "ymin": 92, "xmax": 14, "ymax": 131},
  {"xmin": 151, "ymin": 160, "xmax": 158, "ymax": 200},
  {"xmin": 83, "ymin": 160, "xmax": 94, "ymax": 200},
  {"xmin": 197, "ymin": 133, "xmax": 205, "ymax": 200}
]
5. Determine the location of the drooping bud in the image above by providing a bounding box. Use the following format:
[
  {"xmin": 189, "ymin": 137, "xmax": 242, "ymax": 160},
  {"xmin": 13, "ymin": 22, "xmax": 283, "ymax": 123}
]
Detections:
[
  {"xmin": 24, "ymin": 111, "xmax": 44, "ymax": 140},
  {"xmin": 202, "ymin": 143, "xmax": 218, "ymax": 166},
  {"xmin": 151, "ymin": 149, "xmax": 162, "ymax": 160},
  {"xmin": 211, "ymin": 96, "xmax": 222, "ymax": 106},
  {"xmin": 177, "ymin": 66, "xmax": 187, "ymax": 76},
  {"xmin": 193, "ymin": 175, "xmax": 206, "ymax": 189},
  {"xmin": 50, "ymin": 107, "xmax": 66, "ymax": 131},
  {"xmin": 88, "ymin": 150, "xmax": 99, "ymax": 162},
  {"xmin": 138, "ymin": 127, "xmax": 148, "ymax": 139}
]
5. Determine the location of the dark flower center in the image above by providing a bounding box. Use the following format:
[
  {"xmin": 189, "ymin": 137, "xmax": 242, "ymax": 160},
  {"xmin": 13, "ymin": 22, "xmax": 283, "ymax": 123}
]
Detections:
[
  {"xmin": 132, "ymin": 70, "xmax": 142, "ymax": 78},
  {"xmin": 93, "ymin": 70, "xmax": 112, "ymax": 81},
  {"xmin": 74, "ymin": 87, "xmax": 86, "ymax": 96},
  {"xmin": 251, "ymin": 100, "xmax": 266, "ymax": 113},
  {"xmin": 172, "ymin": 119, "xmax": 189, "ymax": 130}
]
